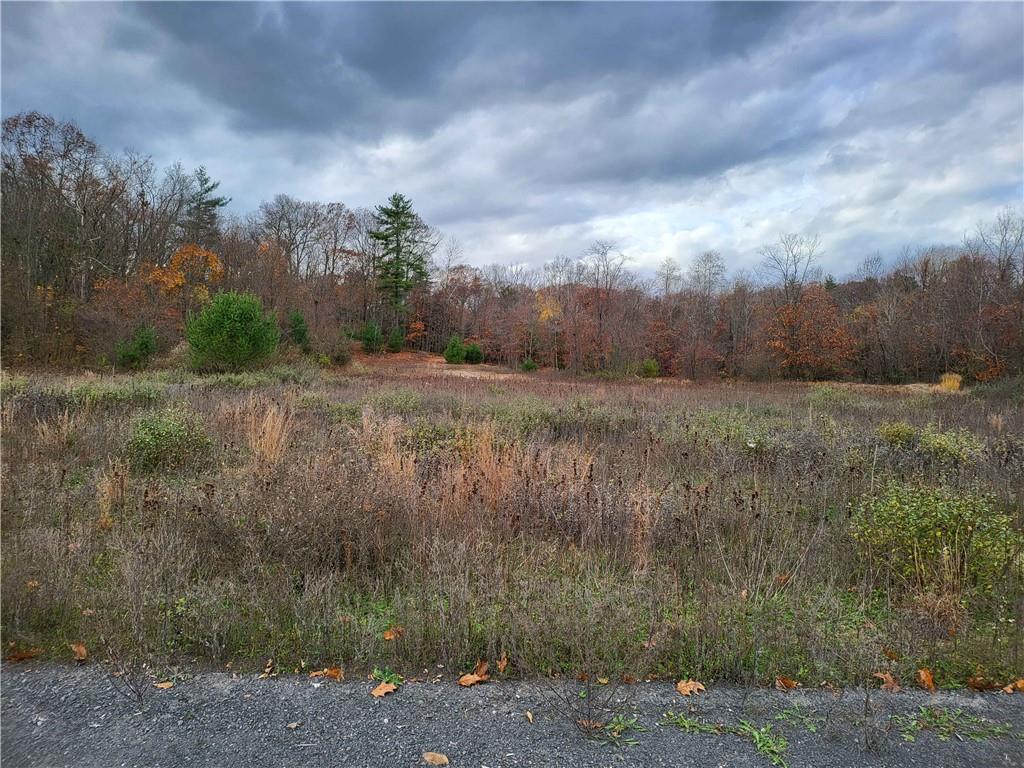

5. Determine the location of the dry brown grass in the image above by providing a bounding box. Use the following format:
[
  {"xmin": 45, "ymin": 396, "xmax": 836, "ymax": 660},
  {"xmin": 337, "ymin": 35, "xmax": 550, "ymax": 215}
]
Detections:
[
  {"xmin": 1, "ymin": 365, "xmax": 1021, "ymax": 686},
  {"xmin": 242, "ymin": 395, "xmax": 294, "ymax": 467}
]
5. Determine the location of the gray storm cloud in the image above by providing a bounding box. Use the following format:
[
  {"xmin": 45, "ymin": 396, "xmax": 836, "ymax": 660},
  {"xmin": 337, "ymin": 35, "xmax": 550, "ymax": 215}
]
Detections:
[{"xmin": 2, "ymin": 1, "xmax": 1021, "ymax": 275}]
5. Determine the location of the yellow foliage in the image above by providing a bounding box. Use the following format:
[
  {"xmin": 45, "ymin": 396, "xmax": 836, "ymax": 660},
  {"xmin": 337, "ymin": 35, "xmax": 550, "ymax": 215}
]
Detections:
[
  {"xmin": 536, "ymin": 291, "xmax": 562, "ymax": 324},
  {"xmin": 938, "ymin": 372, "xmax": 962, "ymax": 392}
]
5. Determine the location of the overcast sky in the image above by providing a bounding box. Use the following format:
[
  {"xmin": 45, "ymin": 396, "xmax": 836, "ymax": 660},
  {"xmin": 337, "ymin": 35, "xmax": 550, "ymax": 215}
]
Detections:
[{"xmin": 3, "ymin": 1, "xmax": 1022, "ymax": 276}]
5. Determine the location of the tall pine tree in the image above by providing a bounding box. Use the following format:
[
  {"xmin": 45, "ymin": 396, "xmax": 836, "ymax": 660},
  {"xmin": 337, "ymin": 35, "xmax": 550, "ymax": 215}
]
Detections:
[
  {"xmin": 370, "ymin": 193, "xmax": 433, "ymax": 324},
  {"xmin": 183, "ymin": 167, "xmax": 230, "ymax": 248}
]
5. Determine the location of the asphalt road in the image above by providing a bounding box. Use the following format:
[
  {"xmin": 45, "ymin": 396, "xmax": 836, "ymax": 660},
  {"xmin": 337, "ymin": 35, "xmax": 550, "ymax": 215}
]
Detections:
[{"xmin": 2, "ymin": 666, "xmax": 1022, "ymax": 767}]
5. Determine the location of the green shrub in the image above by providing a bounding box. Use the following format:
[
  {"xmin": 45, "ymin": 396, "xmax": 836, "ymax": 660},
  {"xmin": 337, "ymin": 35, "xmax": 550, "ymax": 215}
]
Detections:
[
  {"xmin": 366, "ymin": 387, "xmax": 422, "ymax": 416},
  {"xmin": 287, "ymin": 310, "xmax": 310, "ymax": 352},
  {"xmin": 46, "ymin": 379, "xmax": 164, "ymax": 408},
  {"xmin": 126, "ymin": 407, "xmax": 210, "ymax": 472},
  {"xmin": 918, "ymin": 425, "xmax": 983, "ymax": 463},
  {"xmin": 386, "ymin": 327, "xmax": 405, "ymax": 353},
  {"xmin": 443, "ymin": 335, "xmax": 466, "ymax": 364},
  {"xmin": 640, "ymin": 358, "xmax": 660, "ymax": 378},
  {"xmin": 851, "ymin": 483, "xmax": 1020, "ymax": 595},
  {"xmin": 200, "ymin": 364, "xmax": 315, "ymax": 389},
  {"xmin": 489, "ymin": 396, "xmax": 556, "ymax": 435},
  {"xmin": 808, "ymin": 384, "xmax": 860, "ymax": 409},
  {"xmin": 186, "ymin": 292, "xmax": 279, "ymax": 371},
  {"xmin": 463, "ymin": 341, "xmax": 483, "ymax": 364},
  {"xmin": 877, "ymin": 420, "xmax": 918, "ymax": 449},
  {"xmin": 970, "ymin": 375, "xmax": 1024, "ymax": 407},
  {"xmin": 0, "ymin": 374, "xmax": 28, "ymax": 401},
  {"xmin": 115, "ymin": 325, "xmax": 157, "ymax": 370},
  {"xmin": 361, "ymin": 322, "xmax": 385, "ymax": 354},
  {"xmin": 521, "ymin": 358, "xmax": 538, "ymax": 372}
]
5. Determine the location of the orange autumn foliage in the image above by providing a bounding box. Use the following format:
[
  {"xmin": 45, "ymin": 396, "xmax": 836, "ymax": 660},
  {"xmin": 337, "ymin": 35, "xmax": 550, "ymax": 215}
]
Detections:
[{"xmin": 766, "ymin": 284, "xmax": 855, "ymax": 379}]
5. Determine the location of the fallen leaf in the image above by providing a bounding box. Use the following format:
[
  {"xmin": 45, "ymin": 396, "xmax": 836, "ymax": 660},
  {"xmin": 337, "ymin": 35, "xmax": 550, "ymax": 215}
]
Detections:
[
  {"xmin": 774, "ymin": 572, "xmax": 791, "ymax": 586},
  {"xmin": 918, "ymin": 668, "xmax": 936, "ymax": 694},
  {"xmin": 873, "ymin": 671, "xmax": 901, "ymax": 692},
  {"xmin": 881, "ymin": 646, "xmax": 900, "ymax": 661},
  {"xmin": 309, "ymin": 666, "xmax": 343, "ymax": 681},
  {"xmin": 578, "ymin": 719, "xmax": 604, "ymax": 731},
  {"xmin": 525, "ymin": 710, "xmax": 534, "ymax": 723},
  {"xmin": 286, "ymin": 721, "xmax": 301, "ymax": 730},
  {"xmin": 596, "ymin": 677, "xmax": 609, "ymax": 685},
  {"xmin": 775, "ymin": 676, "xmax": 799, "ymax": 691},
  {"xmin": 967, "ymin": 675, "xmax": 1000, "ymax": 692},
  {"xmin": 25, "ymin": 580, "xmax": 40, "ymax": 590},
  {"xmin": 740, "ymin": 588, "xmax": 749, "ymax": 601},
  {"xmin": 4, "ymin": 647, "xmax": 43, "ymax": 663},
  {"xmin": 621, "ymin": 673, "xmax": 638, "ymax": 684},
  {"xmin": 258, "ymin": 658, "xmax": 276, "ymax": 679},
  {"xmin": 497, "ymin": 652, "xmax": 509, "ymax": 674},
  {"xmin": 371, "ymin": 681, "xmax": 397, "ymax": 698},
  {"xmin": 153, "ymin": 681, "xmax": 174, "ymax": 690},
  {"xmin": 422, "ymin": 752, "xmax": 449, "ymax": 766},
  {"xmin": 1000, "ymin": 679, "xmax": 1024, "ymax": 694},
  {"xmin": 676, "ymin": 679, "xmax": 706, "ymax": 696},
  {"xmin": 458, "ymin": 659, "xmax": 490, "ymax": 687},
  {"xmin": 70, "ymin": 643, "xmax": 88, "ymax": 662},
  {"xmin": 382, "ymin": 626, "xmax": 404, "ymax": 641}
]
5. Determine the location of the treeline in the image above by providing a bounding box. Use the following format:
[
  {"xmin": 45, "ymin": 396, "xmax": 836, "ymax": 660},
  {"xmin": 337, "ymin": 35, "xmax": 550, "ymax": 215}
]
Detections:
[{"xmin": 3, "ymin": 111, "xmax": 1023, "ymax": 382}]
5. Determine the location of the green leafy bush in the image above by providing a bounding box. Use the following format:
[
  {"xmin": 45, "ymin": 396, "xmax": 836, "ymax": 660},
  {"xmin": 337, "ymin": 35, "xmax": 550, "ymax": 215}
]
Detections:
[
  {"xmin": 443, "ymin": 335, "xmax": 466, "ymax": 364},
  {"xmin": 852, "ymin": 483, "xmax": 1020, "ymax": 595},
  {"xmin": 186, "ymin": 292, "xmax": 279, "ymax": 371},
  {"xmin": 463, "ymin": 341, "xmax": 483, "ymax": 364},
  {"xmin": 126, "ymin": 407, "xmax": 210, "ymax": 472},
  {"xmin": 287, "ymin": 310, "xmax": 310, "ymax": 352},
  {"xmin": 520, "ymin": 358, "xmax": 538, "ymax": 372},
  {"xmin": 361, "ymin": 322, "xmax": 385, "ymax": 354},
  {"xmin": 386, "ymin": 327, "xmax": 405, "ymax": 353},
  {"xmin": 366, "ymin": 387, "xmax": 422, "ymax": 416},
  {"xmin": 918, "ymin": 425, "xmax": 983, "ymax": 463},
  {"xmin": 877, "ymin": 420, "xmax": 918, "ymax": 449},
  {"xmin": 115, "ymin": 325, "xmax": 157, "ymax": 370},
  {"xmin": 640, "ymin": 358, "xmax": 660, "ymax": 378}
]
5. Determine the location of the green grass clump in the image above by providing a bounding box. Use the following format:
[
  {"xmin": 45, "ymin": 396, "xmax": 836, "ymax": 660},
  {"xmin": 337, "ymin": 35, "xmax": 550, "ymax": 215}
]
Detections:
[
  {"xmin": 488, "ymin": 396, "xmax": 557, "ymax": 435},
  {"xmin": 894, "ymin": 706, "xmax": 1012, "ymax": 742},
  {"xmin": 126, "ymin": 407, "xmax": 210, "ymax": 472},
  {"xmin": 877, "ymin": 420, "xmax": 918, "ymax": 449},
  {"xmin": 46, "ymin": 379, "xmax": 165, "ymax": 408},
  {"xmin": 201, "ymin": 364, "xmax": 316, "ymax": 389},
  {"xmin": 366, "ymin": 388, "xmax": 422, "ymax": 416},
  {"xmin": 0, "ymin": 374, "xmax": 28, "ymax": 401}
]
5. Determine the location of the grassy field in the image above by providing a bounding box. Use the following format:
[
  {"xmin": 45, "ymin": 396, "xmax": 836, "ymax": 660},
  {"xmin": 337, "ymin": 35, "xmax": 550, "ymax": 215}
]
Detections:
[{"xmin": 2, "ymin": 356, "xmax": 1022, "ymax": 688}]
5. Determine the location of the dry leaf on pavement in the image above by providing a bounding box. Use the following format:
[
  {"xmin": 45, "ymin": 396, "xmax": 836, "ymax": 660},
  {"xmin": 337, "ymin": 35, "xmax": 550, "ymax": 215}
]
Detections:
[
  {"xmin": 371, "ymin": 681, "xmax": 397, "ymax": 697},
  {"xmin": 458, "ymin": 660, "xmax": 490, "ymax": 687},
  {"xmin": 675, "ymin": 679, "xmax": 706, "ymax": 696},
  {"xmin": 918, "ymin": 668, "xmax": 936, "ymax": 694},
  {"xmin": 422, "ymin": 752, "xmax": 449, "ymax": 766},
  {"xmin": 872, "ymin": 671, "xmax": 901, "ymax": 692}
]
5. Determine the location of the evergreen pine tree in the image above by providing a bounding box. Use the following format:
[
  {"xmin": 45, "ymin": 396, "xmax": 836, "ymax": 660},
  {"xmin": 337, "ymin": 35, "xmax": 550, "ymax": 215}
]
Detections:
[
  {"xmin": 370, "ymin": 193, "xmax": 432, "ymax": 321},
  {"xmin": 184, "ymin": 167, "xmax": 230, "ymax": 248}
]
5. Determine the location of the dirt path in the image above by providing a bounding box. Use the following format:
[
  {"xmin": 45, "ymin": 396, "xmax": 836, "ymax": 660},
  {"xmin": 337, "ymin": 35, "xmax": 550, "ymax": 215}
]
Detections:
[{"xmin": 3, "ymin": 666, "xmax": 1022, "ymax": 767}]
